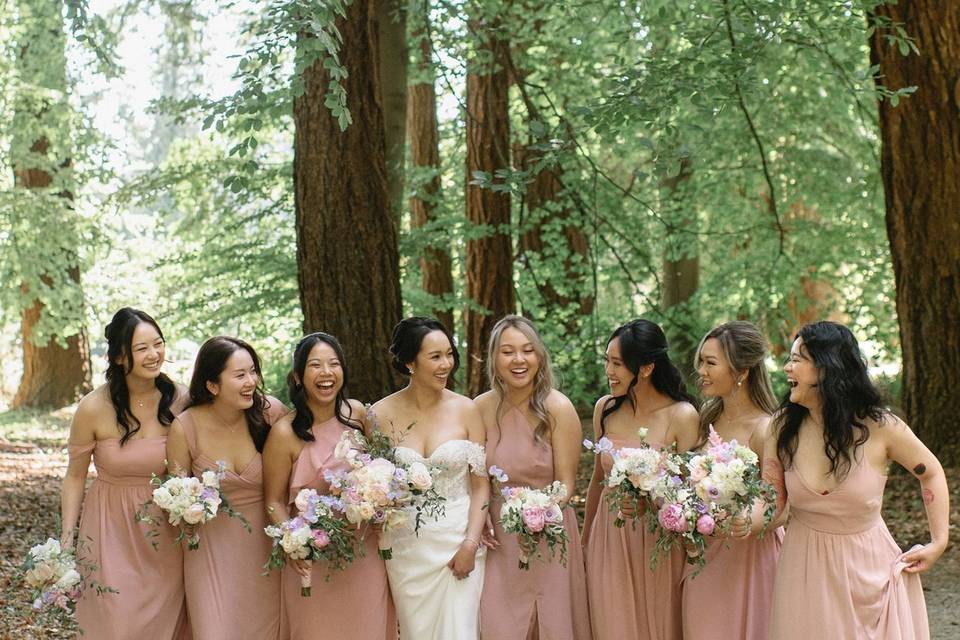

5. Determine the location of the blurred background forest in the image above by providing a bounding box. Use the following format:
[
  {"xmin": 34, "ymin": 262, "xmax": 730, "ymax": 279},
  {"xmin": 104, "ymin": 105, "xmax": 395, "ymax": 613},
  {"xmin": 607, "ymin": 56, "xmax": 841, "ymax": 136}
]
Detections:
[{"xmin": 1, "ymin": 0, "xmax": 957, "ymax": 462}]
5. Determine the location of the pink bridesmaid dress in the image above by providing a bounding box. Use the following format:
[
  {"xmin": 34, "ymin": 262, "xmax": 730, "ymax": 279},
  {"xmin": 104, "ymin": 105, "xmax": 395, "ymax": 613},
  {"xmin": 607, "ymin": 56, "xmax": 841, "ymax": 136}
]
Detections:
[
  {"xmin": 179, "ymin": 410, "xmax": 282, "ymax": 640},
  {"xmin": 282, "ymin": 416, "xmax": 397, "ymax": 640},
  {"xmin": 680, "ymin": 447, "xmax": 783, "ymax": 639},
  {"xmin": 480, "ymin": 406, "xmax": 591, "ymax": 640},
  {"xmin": 769, "ymin": 452, "xmax": 929, "ymax": 639},
  {"xmin": 72, "ymin": 437, "xmax": 189, "ymax": 639},
  {"xmin": 584, "ymin": 433, "xmax": 684, "ymax": 640}
]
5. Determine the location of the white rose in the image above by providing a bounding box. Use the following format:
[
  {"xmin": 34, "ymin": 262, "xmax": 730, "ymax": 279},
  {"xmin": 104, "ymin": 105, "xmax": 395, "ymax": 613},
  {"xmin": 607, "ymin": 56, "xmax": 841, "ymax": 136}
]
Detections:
[
  {"xmin": 294, "ymin": 489, "xmax": 315, "ymax": 515},
  {"xmin": 407, "ymin": 462, "xmax": 433, "ymax": 491},
  {"xmin": 55, "ymin": 568, "xmax": 81, "ymax": 589},
  {"xmin": 201, "ymin": 470, "xmax": 219, "ymax": 488},
  {"xmin": 182, "ymin": 502, "xmax": 207, "ymax": 525},
  {"xmin": 152, "ymin": 487, "xmax": 174, "ymax": 511}
]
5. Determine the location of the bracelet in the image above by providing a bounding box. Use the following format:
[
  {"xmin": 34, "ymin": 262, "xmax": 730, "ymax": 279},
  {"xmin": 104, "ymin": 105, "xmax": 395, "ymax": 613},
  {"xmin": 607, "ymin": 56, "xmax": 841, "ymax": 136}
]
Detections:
[{"xmin": 462, "ymin": 537, "xmax": 480, "ymax": 548}]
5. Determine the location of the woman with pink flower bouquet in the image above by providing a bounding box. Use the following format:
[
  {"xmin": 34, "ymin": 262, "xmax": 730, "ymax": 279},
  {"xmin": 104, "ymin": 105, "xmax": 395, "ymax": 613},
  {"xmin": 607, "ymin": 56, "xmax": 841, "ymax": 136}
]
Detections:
[
  {"xmin": 680, "ymin": 321, "xmax": 783, "ymax": 640},
  {"xmin": 475, "ymin": 315, "xmax": 590, "ymax": 640},
  {"xmin": 582, "ymin": 319, "xmax": 699, "ymax": 640},
  {"xmin": 60, "ymin": 308, "xmax": 190, "ymax": 639},
  {"xmin": 262, "ymin": 332, "xmax": 396, "ymax": 639},
  {"xmin": 166, "ymin": 337, "xmax": 287, "ymax": 640}
]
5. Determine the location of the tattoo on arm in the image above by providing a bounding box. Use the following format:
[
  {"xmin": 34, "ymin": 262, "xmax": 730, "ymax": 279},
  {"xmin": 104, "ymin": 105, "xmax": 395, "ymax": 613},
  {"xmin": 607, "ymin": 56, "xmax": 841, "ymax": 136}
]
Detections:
[{"xmin": 922, "ymin": 489, "xmax": 934, "ymax": 505}]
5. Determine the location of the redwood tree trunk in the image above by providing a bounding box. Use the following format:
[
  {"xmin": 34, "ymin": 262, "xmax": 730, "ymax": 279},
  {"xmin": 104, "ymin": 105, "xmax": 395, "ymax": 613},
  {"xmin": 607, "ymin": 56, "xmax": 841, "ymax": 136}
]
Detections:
[
  {"xmin": 465, "ymin": 29, "xmax": 514, "ymax": 398},
  {"xmin": 870, "ymin": 2, "xmax": 960, "ymax": 462},
  {"xmin": 294, "ymin": 0, "xmax": 402, "ymax": 402},
  {"xmin": 408, "ymin": 26, "xmax": 454, "ymax": 331},
  {"xmin": 378, "ymin": 0, "xmax": 407, "ymax": 219},
  {"xmin": 12, "ymin": 1, "xmax": 91, "ymax": 408}
]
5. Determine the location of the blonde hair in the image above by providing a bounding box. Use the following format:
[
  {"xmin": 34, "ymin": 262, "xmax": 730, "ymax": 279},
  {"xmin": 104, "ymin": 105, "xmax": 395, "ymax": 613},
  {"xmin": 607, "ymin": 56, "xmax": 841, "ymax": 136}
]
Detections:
[
  {"xmin": 695, "ymin": 321, "xmax": 778, "ymax": 446},
  {"xmin": 486, "ymin": 315, "xmax": 554, "ymax": 444}
]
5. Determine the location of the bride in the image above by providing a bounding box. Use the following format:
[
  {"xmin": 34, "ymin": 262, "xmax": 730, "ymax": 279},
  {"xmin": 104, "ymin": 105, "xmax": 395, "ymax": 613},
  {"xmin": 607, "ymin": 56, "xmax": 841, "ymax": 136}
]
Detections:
[{"xmin": 371, "ymin": 317, "xmax": 489, "ymax": 640}]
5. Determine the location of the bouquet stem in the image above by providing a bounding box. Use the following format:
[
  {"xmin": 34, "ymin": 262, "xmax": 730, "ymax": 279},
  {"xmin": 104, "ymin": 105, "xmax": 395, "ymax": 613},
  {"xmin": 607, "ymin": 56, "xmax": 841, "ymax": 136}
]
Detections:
[{"xmin": 300, "ymin": 566, "xmax": 312, "ymax": 597}]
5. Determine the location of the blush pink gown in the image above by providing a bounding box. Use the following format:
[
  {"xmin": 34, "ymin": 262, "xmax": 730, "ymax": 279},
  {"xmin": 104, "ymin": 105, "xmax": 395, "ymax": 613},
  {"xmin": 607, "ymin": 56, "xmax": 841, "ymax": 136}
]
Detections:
[
  {"xmin": 480, "ymin": 406, "xmax": 591, "ymax": 640},
  {"xmin": 179, "ymin": 410, "xmax": 282, "ymax": 640},
  {"xmin": 282, "ymin": 416, "xmax": 396, "ymax": 639},
  {"xmin": 769, "ymin": 452, "xmax": 929, "ymax": 639},
  {"xmin": 72, "ymin": 437, "xmax": 189, "ymax": 639},
  {"xmin": 583, "ymin": 434, "xmax": 684, "ymax": 640}
]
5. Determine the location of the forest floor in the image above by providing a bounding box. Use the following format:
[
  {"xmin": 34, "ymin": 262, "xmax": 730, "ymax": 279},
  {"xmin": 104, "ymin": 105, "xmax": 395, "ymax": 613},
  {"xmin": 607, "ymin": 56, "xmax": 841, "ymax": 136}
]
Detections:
[{"xmin": 0, "ymin": 408, "xmax": 957, "ymax": 639}]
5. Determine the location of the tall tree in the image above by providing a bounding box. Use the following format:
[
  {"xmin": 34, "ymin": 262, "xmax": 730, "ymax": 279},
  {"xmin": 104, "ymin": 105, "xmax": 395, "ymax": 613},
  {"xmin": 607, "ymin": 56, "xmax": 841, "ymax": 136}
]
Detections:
[
  {"xmin": 294, "ymin": 0, "xmax": 402, "ymax": 402},
  {"xmin": 870, "ymin": 2, "xmax": 960, "ymax": 462},
  {"xmin": 408, "ymin": 18, "xmax": 454, "ymax": 330},
  {"xmin": 660, "ymin": 155, "xmax": 698, "ymax": 373},
  {"xmin": 378, "ymin": 0, "xmax": 408, "ymax": 219},
  {"xmin": 464, "ymin": 16, "xmax": 514, "ymax": 398},
  {"xmin": 9, "ymin": 0, "xmax": 91, "ymax": 408}
]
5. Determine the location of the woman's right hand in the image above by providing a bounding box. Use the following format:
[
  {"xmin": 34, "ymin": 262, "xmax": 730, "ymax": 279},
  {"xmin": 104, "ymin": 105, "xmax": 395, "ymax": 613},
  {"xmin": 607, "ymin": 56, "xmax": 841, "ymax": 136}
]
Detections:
[
  {"xmin": 618, "ymin": 495, "xmax": 645, "ymax": 519},
  {"xmin": 481, "ymin": 515, "xmax": 499, "ymax": 550},
  {"xmin": 290, "ymin": 558, "xmax": 311, "ymax": 579}
]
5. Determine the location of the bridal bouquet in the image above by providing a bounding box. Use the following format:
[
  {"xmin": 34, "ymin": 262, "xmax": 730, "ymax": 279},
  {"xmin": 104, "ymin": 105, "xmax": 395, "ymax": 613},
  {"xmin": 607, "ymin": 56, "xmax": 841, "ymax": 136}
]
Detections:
[
  {"xmin": 21, "ymin": 538, "xmax": 82, "ymax": 612},
  {"xmin": 584, "ymin": 429, "xmax": 682, "ymax": 527},
  {"xmin": 488, "ymin": 466, "xmax": 568, "ymax": 570},
  {"xmin": 136, "ymin": 461, "xmax": 248, "ymax": 550},
  {"xmin": 263, "ymin": 489, "xmax": 355, "ymax": 596},
  {"xmin": 650, "ymin": 426, "xmax": 775, "ymax": 570},
  {"xmin": 325, "ymin": 429, "xmax": 444, "ymax": 559}
]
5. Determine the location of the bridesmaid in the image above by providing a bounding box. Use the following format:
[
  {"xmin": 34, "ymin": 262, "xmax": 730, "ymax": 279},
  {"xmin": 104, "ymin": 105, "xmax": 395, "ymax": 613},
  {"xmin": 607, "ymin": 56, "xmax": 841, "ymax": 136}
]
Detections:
[
  {"xmin": 765, "ymin": 321, "xmax": 947, "ymax": 638},
  {"xmin": 61, "ymin": 307, "xmax": 190, "ymax": 639},
  {"xmin": 476, "ymin": 315, "xmax": 591, "ymax": 640},
  {"xmin": 581, "ymin": 319, "xmax": 699, "ymax": 640},
  {"xmin": 262, "ymin": 332, "xmax": 396, "ymax": 640},
  {"xmin": 680, "ymin": 321, "xmax": 782, "ymax": 639},
  {"xmin": 166, "ymin": 336, "xmax": 287, "ymax": 640}
]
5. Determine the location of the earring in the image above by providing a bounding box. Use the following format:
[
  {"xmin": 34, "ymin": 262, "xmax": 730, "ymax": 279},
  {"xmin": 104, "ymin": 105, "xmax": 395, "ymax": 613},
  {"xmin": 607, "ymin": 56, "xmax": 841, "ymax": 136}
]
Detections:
[
  {"xmin": 737, "ymin": 379, "xmax": 743, "ymax": 387},
  {"xmin": 408, "ymin": 368, "xmax": 415, "ymax": 375}
]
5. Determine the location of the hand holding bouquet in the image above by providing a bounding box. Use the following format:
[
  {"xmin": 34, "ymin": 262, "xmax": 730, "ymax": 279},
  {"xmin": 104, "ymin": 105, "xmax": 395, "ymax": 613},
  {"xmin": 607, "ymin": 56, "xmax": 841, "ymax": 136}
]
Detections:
[
  {"xmin": 136, "ymin": 461, "xmax": 248, "ymax": 550},
  {"xmin": 263, "ymin": 489, "xmax": 355, "ymax": 596},
  {"xmin": 489, "ymin": 466, "xmax": 568, "ymax": 570}
]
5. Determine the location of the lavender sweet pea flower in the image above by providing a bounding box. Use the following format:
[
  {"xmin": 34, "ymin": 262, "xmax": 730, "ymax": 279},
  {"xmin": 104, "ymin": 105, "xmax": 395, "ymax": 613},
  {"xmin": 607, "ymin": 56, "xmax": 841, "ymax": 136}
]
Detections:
[{"xmin": 488, "ymin": 465, "xmax": 509, "ymax": 483}]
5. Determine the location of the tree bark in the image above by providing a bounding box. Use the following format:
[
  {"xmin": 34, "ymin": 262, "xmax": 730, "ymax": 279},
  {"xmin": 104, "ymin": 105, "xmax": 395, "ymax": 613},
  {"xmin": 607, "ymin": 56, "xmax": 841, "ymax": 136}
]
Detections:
[
  {"xmin": 465, "ymin": 27, "xmax": 514, "ymax": 398},
  {"xmin": 377, "ymin": 0, "xmax": 407, "ymax": 220},
  {"xmin": 870, "ymin": 2, "xmax": 960, "ymax": 462},
  {"xmin": 11, "ymin": 1, "xmax": 91, "ymax": 408},
  {"xmin": 408, "ymin": 25, "xmax": 454, "ymax": 331},
  {"xmin": 660, "ymin": 156, "xmax": 698, "ymax": 374},
  {"xmin": 294, "ymin": 0, "xmax": 402, "ymax": 402}
]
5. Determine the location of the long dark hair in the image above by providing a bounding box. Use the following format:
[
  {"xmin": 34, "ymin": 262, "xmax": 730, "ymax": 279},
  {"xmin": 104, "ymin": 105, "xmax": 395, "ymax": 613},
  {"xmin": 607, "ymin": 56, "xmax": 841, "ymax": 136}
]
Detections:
[
  {"xmin": 287, "ymin": 332, "xmax": 362, "ymax": 441},
  {"xmin": 188, "ymin": 336, "xmax": 272, "ymax": 452},
  {"xmin": 104, "ymin": 308, "xmax": 177, "ymax": 445},
  {"xmin": 388, "ymin": 316, "xmax": 460, "ymax": 382},
  {"xmin": 600, "ymin": 319, "xmax": 698, "ymax": 436},
  {"xmin": 775, "ymin": 321, "xmax": 886, "ymax": 479}
]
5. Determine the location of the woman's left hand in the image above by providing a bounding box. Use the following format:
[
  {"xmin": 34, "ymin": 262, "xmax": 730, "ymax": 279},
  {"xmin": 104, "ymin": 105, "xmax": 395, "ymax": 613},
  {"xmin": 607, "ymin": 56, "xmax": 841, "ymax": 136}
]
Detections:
[
  {"xmin": 900, "ymin": 542, "xmax": 947, "ymax": 574},
  {"xmin": 447, "ymin": 540, "xmax": 478, "ymax": 579}
]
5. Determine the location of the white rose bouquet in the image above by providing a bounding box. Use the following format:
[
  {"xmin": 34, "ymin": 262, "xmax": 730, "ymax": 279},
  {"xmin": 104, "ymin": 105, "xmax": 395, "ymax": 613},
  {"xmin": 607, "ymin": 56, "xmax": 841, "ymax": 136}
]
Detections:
[{"xmin": 20, "ymin": 537, "xmax": 114, "ymax": 613}]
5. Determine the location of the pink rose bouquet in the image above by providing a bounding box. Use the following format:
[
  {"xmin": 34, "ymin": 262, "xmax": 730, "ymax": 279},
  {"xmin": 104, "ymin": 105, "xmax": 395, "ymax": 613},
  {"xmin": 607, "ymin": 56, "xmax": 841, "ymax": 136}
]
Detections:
[{"xmin": 489, "ymin": 466, "xmax": 568, "ymax": 570}]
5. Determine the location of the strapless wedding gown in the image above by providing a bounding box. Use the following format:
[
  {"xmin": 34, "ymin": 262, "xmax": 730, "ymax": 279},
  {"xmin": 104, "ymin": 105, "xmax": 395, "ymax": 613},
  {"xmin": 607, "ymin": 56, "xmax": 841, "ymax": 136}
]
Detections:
[{"xmin": 384, "ymin": 439, "xmax": 488, "ymax": 640}]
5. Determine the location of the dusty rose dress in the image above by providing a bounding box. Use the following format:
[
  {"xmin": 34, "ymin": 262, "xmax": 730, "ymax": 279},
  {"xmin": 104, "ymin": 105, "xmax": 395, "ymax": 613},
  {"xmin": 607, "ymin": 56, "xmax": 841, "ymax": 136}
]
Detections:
[
  {"xmin": 179, "ymin": 411, "xmax": 282, "ymax": 640},
  {"xmin": 681, "ymin": 502, "xmax": 783, "ymax": 637},
  {"xmin": 584, "ymin": 434, "xmax": 684, "ymax": 640},
  {"xmin": 480, "ymin": 407, "xmax": 591, "ymax": 640},
  {"xmin": 770, "ymin": 452, "xmax": 929, "ymax": 639},
  {"xmin": 282, "ymin": 416, "xmax": 396, "ymax": 639},
  {"xmin": 72, "ymin": 437, "xmax": 189, "ymax": 639}
]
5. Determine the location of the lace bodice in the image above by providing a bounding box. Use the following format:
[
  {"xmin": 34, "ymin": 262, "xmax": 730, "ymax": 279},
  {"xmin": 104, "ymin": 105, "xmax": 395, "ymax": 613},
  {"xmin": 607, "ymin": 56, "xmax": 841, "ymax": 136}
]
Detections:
[{"xmin": 394, "ymin": 439, "xmax": 487, "ymax": 500}]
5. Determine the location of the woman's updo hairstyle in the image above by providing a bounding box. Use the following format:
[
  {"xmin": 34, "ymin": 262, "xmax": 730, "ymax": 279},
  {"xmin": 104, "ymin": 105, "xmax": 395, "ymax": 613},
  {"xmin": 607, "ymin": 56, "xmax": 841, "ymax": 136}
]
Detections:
[
  {"xmin": 104, "ymin": 307, "xmax": 177, "ymax": 445},
  {"xmin": 388, "ymin": 316, "xmax": 460, "ymax": 380},
  {"xmin": 287, "ymin": 332, "xmax": 362, "ymax": 441},
  {"xmin": 600, "ymin": 319, "xmax": 698, "ymax": 436}
]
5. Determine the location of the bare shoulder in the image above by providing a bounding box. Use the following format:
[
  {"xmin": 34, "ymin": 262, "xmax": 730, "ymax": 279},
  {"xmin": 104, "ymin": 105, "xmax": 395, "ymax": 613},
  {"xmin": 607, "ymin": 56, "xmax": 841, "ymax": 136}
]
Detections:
[
  {"xmin": 546, "ymin": 389, "xmax": 576, "ymax": 415},
  {"xmin": 370, "ymin": 390, "xmax": 404, "ymax": 416},
  {"xmin": 345, "ymin": 398, "xmax": 367, "ymax": 422},
  {"xmin": 670, "ymin": 400, "xmax": 700, "ymax": 425},
  {"xmin": 868, "ymin": 410, "xmax": 909, "ymax": 441},
  {"xmin": 472, "ymin": 390, "xmax": 497, "ymax": 421},
  {"xmin": 447, "ymin": 390, "xmax": 482, "ymax": 419},
  {"xmin": 265, "ymin": 412, "xmax": 297, "ymax": 443},
  {"xmin": 592, "ymin": 394, "xmax": 612, "ymax": 420},
  {"xmin": 171, "ymin": 383, "xmax": 190, "ymax": 414},
  {"xmin": 75, "ymin": 384, "xmax": 114, "ymax": 422}
]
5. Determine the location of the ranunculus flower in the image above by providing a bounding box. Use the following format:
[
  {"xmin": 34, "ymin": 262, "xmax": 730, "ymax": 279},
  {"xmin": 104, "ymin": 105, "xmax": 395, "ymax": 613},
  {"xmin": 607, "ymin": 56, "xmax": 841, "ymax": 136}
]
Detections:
[
  {"xmin": 696, "ymin": 514, "xmax": 716, "ymax": 535},
  {"xmin": 312, "ymin": 529, "xmax": 331, "ymax": 549}
]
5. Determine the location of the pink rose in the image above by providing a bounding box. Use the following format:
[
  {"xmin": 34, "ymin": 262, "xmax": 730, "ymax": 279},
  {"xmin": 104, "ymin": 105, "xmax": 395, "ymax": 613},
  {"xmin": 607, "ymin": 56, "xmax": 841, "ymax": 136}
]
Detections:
[
  {"xmin": 312, "ymin": 529, "xmax": 331, "ymax": 549},
  {"xmin": 522, "ymin": 507, "xmax": 546, "ymax": 533},
  {"xmin": 696, "ymin": 514, "xmax": 715, "ymax": 535},
  {"xmin": 657, "ymin": 503, "xmax": 688, "ymax": 533}
]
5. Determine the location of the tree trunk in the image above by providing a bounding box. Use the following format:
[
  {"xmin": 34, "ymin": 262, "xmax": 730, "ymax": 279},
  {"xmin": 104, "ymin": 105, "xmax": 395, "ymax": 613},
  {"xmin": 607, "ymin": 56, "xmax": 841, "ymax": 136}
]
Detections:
[
  {"xmin": 465, "ymin": 28, "xmax": 514, "ymax": 398},
  {"xmin": 660, "ymin": 156, "xmax": 699, "ymax": 374},
  {"xmin": 408, "ymin": 23, "xmax": 454, "ymax": 331},
  {"xmin": 377, "ymin": 0, "xmax": 407, "ymax": 219},
  {"xmin": 11, "ymin": 0, "xmax": 91, "ymax": 408},
  {"xmin": 870, "ymin": 2, "xmax": 960, "ymax": 462},
  {"xmin": 294, "ymin": 0, "xmax": 402, "ymax": 402}
]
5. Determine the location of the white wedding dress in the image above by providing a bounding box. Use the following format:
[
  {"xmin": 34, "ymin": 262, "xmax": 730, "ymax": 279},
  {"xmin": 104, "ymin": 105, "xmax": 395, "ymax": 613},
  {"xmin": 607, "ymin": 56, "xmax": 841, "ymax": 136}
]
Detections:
[{"xmin": 385, "ymin": 439, "xmax": 488, "ymax": 640}]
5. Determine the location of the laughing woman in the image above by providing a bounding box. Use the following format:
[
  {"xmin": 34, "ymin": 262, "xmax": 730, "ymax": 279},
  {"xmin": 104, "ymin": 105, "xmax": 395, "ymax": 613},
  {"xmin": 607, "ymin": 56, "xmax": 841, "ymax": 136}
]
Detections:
[
  {"xmin": 680, "ymin": 321, "xmax": 782, "ymax": 640},
  {"xmin": 262, "ymin": 332, "xmax": 396, "ymax": 640},
  {"xmin": 766, "ymin": 321, "xmax": 948, "ymax": 639},
  {"xmin": 166, "ymin": 336, "xmax": 287, "ymax": 640},
  {"xmin": 581, "ymin": 319, "xmax": 699, "ymax": 640},
  {"xmin": 62, "ymin": 308, "xmax": 190, "ymax": 639},
  {"xmin": 476, "ymin": 315, "xmax": 591, "ymax": 640}
]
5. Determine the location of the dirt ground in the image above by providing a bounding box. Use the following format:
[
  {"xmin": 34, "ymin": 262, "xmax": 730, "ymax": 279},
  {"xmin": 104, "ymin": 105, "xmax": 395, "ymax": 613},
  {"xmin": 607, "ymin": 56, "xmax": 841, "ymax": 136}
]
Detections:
[{"xmin": 0, "ymin": 413, "xmax": 958, "ymax": 638}]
